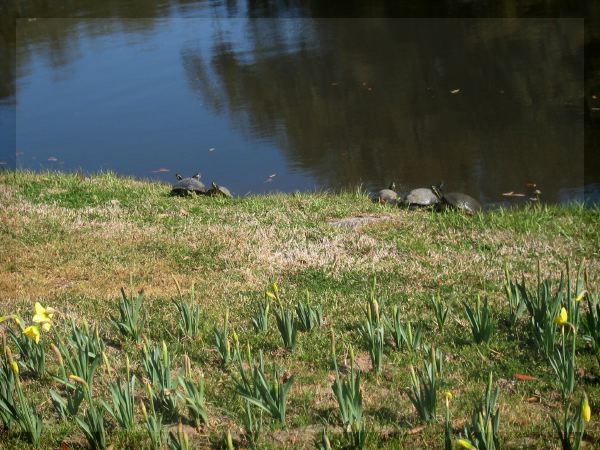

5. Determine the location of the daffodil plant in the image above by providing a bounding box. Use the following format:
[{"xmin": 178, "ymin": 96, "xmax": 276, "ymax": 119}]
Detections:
[
  {"xmin": 430, "ymin": 294, "xmax": 451, "ymax": 332},
  {"xmin": 331, "ymin": 345, "xmax": 366, "ymax": 448},
  {"xmin": 551, "ymin": 392, "xmax": 591, "ymax": 450},
  {"xmin": 111, "ymin": 286, "xmax": 145, "ymax": 343},
  {"xmin": 0, "ymin": 347, "xmax": 43, "ymax": 447},
  {"xmin": 384, "ymin": 306, "xmax": 422, "ymax": 352},
  {"xmin": 141, "ymin": 340, "xmax": 178, "ymax": 418},
  {"xmin": 172, "ymin": 281, "xmax": 203, "ymax": 339},
  {"xmin": 461, "ymin": 372, "xmax": 501, "ymax": 450},
  {"xmin": 176, "ymin": 354, "xmax": 208, "ymax": 428},
  {"xmin": 463, "ymin": 295, "xmax": 494, "ymax": 344},
  {"xmin": 548, "ymin": 321, "xmax": 577, "ymax": 401},
  {"xmin": 295, "ymin": 291, "xmax": 323, "ymax": 332}
]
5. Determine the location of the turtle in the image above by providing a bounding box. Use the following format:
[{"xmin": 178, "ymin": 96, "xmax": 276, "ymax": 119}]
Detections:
[
  {"xmin": 170, "ymin": 172, "xmax": 207, "ymax": 196},
  {"xmin": 402, "ymin": 186, "xmax": 440, "ymax": 209},
  {"xmin": 375, "ymin": 182, "xmax": 399, "ymax": 205},
  {"xmin": 207, "ymin": 182, "xmax": 233, "ymax": 198},
  {"xmin": 431, "ymin": 184, "xmax": 482, "ymax": 215}
]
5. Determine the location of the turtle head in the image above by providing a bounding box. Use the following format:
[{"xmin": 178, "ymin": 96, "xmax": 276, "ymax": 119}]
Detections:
[
  {"xmin": 431, "ymin": 182, "xmax": 444, "ymax": 200},
  {"xmin": 192, "ymin": 172, "xmax": 201, "ymax": 180},
  {"xmin": 176, "ymin": 173, "xmax": 183, "ymax": 181},
  {"xmin": 388, "ymin": 181, "xmax": 396, "ymax": 191}
]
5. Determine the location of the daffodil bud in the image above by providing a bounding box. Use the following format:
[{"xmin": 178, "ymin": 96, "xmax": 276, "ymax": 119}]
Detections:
[
  {"xmin": 457, "ymin": 438, "xmax": 476, "ymax": 450},
  {"xmin": 69, "ymin": 374, "xmax": 88, "ymax": 387},
  {"xmin": 11, "ymin": 361, "xmax": 19, "ymax": 378},
  {"xmin": 226, "ymin": 429, "xmax": 234, "ymax": 450},
  {"xmin": 582, "ymin": 393, "xmax": 591, "ymax": 422}
]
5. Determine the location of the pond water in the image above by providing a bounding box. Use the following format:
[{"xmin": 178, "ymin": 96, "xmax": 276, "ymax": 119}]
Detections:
[{"xmin": 2, "ymin": 1, "xmax": 596, "ymax": 205}]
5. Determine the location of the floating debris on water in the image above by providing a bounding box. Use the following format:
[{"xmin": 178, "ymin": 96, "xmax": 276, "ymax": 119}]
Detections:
[
  {"xmin": 450, "ymin": 89, "xmax": 461, "ymax": 94},
  {"xmin": 48, "ymin": 156, "xmax": 58, "ymax": 161},
  {"xmin": 264, "ymin": 173, "xmax": 276, "ymax": 183},
  {"xmin": 151, "ymin": 168, "xmax": 169, "ymax": 173}
]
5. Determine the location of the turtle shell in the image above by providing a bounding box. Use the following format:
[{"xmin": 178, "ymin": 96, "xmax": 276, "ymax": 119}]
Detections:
[
  {"xmin": 170, "ymin": 174, "xmax": 207, "ymax": 196},
  {"xmin": 404, "ymin": 188, "xmax": 440, "ymax": 207},
  {"xmin": 442, "ymin": 192, "xmax": 482, "ymax": 215}
]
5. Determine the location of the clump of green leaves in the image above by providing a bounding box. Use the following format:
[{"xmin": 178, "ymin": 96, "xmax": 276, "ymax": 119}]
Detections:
[
  {"xmin": 167, "ymin": 421, "xmax": 190, "ymax": 450},
  {"xmin": 430, "ymin": 295, "xmax": 450, "ymax": 332},
  {"xmin": 102, "ymin": 355, "xmax": 136, "ymax": 430},
  {"xmin": 142, "ymin": 340, "xmax": 178, "ymax": 418},
  {"xmin": 384, "ymin": 306, "xmax": 421, "ymax": 352},
  {"xmin": 463, "ymin": 296, "xmax": 494, "ymax": 344},
  {"xmin": 357, "ymin": 297, "xmax": 384, "ymax": 374},
  {"xmin": 214, "ymin": 309, "xmax": 236, "ymax": 367},
  {"xmin": 251, "ymin": 296, "xmax": 270, "ymax": 333},
  {"xmin": 173, "ymin": 280, "xmax": 203, "ymax": 339},
  {"xmin": 331, "ymin": 341, "xmax": 366, "ymax": 449},
  {"xmin": 269, "ymin": 284, "xmax": 298, "ymax": 352},
  {"xmin": 407, "ymin": 345, "xmax": 440, "ymax": 423},
  {"xmin": 111, "ymin": 285, "xmax": 145, "ymax": 343},
  {"xmin": 548, "ymin": 325, "xmax": 577, "ymax": 401},
  {"xmin": 242, "ymin": 400, "xmax": 263, "ymax": 449},
  {"xmin": 141, "ymin": 383, "xmax": 164, "ymax": 450},
  {"xmin": 232, "ymin": 347, "xmax": 294, "ymax": 424},
  {"xmin": 176, "ymin": 354, "xmax": 208, "ymax": 428},
  {"xmin": 71, "ymin": 375, "xmax": 108, "ymax": 450},
  {"xmin": 503, "ymin": 265, "xmax": 526, "ymax": 325},
  {"xmin": 0, "ymin": 347, "xmax": 43, "ymax": 447},
  {"xmin": 460, "ymin": 372, "xmax": 501, "ymax": 450},
  {"xmin": 295, "ymin": 291, "xmax": 323, "ymax": 332}
]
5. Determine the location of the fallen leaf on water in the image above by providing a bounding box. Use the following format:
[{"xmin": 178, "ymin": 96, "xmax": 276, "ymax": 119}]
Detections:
[
  {"xmin": 451, "ymin": 89, "xmax": 461, "ymax": 94},
  {"xmin": 514, "ymin": 373, "xmax": 537, "ymax": 381},
  {"xmin": 264, "ymin": 173, "xmax": 277, "ymax": 183},
  {"xmin": 408, "ymin": 425, "xmax": 426, "ymax": 434},
  {"xmin": 48, "ymin": 156, "xmax": 58, "ymax": 161}
]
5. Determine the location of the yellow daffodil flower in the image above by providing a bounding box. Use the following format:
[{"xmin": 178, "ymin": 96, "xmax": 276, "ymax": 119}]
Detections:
[
  {"xmin": 445, "ymin": 391, "xmax": 454, "ymax": 401},
  {"xmin": 583, "ymin": 393, "xmax": 591, "ymax": 423},
  {"xmin": 555, "ymin": 307, "xmax": 568, "ymax": 326},
  {"xmin": 457, "ymin": 438, "xmax": 477, "ymax": 449},
  {"xmin": 23, "ymin": 325, "xmax": 41, "ymax": 344},
  {"xmin": 33, "ymin": 302, "xmax": 55, "ymax": 324}
]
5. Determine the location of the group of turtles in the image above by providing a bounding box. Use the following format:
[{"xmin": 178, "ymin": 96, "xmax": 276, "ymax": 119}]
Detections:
[
  {"xmin": 375, "ymin": 182, "xmax": 482, "ymax": 215},
  {"xmin": 170, "ymin": 173, "xmax": 482, "ymax": 215},
  {"xmin": 170, "ymin": 173, "xmax": 232, "ymax": 197}
]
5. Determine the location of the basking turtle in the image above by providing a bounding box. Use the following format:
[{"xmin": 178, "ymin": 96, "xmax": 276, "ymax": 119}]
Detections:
[
  {"xmin": 208, "ymin": 182, "xmax": 233, "ymax": 198},
  {"xmin": 170, "ymin": 172, "xmax": 207, "ymax": 196},
  {"xmin": 431, "ymin": 185, "xmax": 482, "ymax": 215},
  {"xmin": 376, "ymin": 182, "xmax": 398, "ymax": 205},
  {"xmin": 402, "ymin": 186, "xmax": 440, "ymax": 209}
]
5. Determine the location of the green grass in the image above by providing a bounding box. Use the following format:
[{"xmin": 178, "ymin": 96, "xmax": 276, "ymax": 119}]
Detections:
[{"xmin": 1, "ymin": 170, "xmax": 599, "ymax": 449}]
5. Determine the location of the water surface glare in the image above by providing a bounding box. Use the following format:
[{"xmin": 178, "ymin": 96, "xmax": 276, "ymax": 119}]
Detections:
[{"xmin": 14, "ymin": 18, "xmax": 585, "ymax": 204}]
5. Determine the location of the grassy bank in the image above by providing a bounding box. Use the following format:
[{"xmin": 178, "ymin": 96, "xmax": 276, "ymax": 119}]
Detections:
[{"xmin": 1, "ymin": 170, "xmax": 599, "ymax": 449}]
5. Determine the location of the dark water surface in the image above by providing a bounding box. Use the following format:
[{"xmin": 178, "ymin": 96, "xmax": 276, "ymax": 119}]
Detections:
[{"xmin": 2, "ymin": 1, "xmax": 596, "ymax": 205}]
